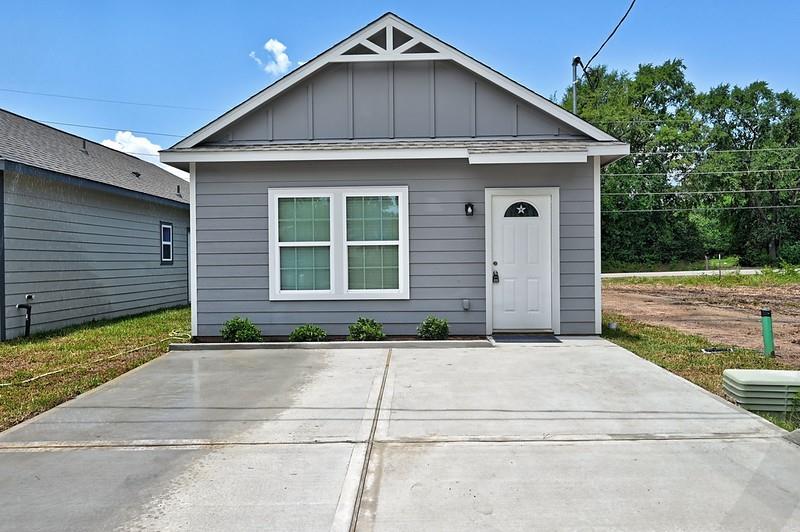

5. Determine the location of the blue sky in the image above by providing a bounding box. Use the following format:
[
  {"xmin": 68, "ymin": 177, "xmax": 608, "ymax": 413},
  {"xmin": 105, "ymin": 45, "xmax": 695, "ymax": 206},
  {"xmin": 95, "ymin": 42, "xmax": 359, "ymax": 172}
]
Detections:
[{"xmin": 2, "ymin": 0, "xmax": 799, "ymax": 171}]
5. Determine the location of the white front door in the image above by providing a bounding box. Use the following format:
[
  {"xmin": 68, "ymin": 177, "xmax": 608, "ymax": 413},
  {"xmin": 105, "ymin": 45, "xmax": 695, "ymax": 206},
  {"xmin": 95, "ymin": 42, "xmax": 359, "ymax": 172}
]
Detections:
[{"xmin": 490, "ymin": 193, "xmax": 552, "ymax": 331}]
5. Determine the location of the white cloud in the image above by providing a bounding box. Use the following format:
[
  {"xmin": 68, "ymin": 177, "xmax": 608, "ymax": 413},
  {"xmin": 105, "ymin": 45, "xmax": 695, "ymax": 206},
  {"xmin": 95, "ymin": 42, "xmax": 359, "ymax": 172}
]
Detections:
[
  {"xmin": 101, "ymin": 131, "xmax": 189, "ymax": 181},
  {"xmin": 248, "ymin": 51, "xmax": 263, "ymax": 68},
  {"xmin": 249, "ymin": 38, "xmax": 292, "ymax": 76}
]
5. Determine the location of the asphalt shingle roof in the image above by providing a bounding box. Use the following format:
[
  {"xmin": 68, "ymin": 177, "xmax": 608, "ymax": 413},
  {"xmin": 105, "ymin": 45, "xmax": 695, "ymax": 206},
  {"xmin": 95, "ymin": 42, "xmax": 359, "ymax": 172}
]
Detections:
[
  {"xmin": 166, "ymin": 138, "xmax": 627, "ymax": 154},
  {"xmin": 0, "ymin": 108, "xmax": 188, "ymax": 204}
]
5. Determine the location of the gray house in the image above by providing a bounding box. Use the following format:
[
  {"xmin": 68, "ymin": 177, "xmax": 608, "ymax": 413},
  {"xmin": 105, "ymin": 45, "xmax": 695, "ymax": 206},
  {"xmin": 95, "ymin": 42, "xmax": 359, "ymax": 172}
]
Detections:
[
  {"xmin": 162, "ymin": 13, "xmax": 629, "ymax": 339},
  {"xmin": 0, "ymin": 108, "xmax": 189, "ymax": 339}
]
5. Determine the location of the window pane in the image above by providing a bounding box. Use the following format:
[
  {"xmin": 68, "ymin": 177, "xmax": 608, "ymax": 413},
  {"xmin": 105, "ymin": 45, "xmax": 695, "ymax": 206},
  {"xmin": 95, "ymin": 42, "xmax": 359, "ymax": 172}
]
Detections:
[
  {"xmin": 381, "ymin": 196, "xmax": 399, "ymax": 239},
  {"xmin": 280, "ymin": 246, "xmax": 330, "ymax": 290},
  {"xmin": 162, "ymin": 244, "xmax": 172, "ymax": 261},
  {"xmin": 383, "ymin": 268, "xmax": 399, "ymax": 289},
  {"xmin": 346, "ymin": 196, "xmax": 399, "ymax": 241},
  {"xmin": 162, "ymin": 225, "xmax": 172, "ymax": 243},
  {"xmin": 278, "ymin": 197, "xmax": 330, "ymax": 242},
  {"xmin": 347, "ymin": 245, "xmax": 399, "ymax": 290}
]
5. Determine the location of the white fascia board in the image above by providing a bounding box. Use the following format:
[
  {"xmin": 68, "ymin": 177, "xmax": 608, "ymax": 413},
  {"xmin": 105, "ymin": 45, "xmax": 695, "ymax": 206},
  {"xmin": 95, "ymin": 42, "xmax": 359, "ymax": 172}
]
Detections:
[
  {"xmin": 174, "ymin": 14, "xmax": 619, "ymax": 149},
  {"xmin": 161, "ymin": 148, "xmax": 598, "ymax": 165},
  {"xmin": 586, "ymin": 144, "xmax": 630, "ymax": 157},
  {"xmin": 160, "ymin": 147, "xmax": 469, "ymax": 163},
  {"xmin": 468, "ymin": 151, "xmax": 587, "ymax": 165}
]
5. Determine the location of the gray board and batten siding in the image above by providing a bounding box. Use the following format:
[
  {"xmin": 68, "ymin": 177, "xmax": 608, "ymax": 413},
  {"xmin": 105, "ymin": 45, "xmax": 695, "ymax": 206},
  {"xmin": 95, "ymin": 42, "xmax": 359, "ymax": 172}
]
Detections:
[
  {"xmin": 194, "ymin": 158, "xmax": 597, "ymax": 337},
  {"xmin": 206, "ymin": 61, "xmax": 588, "ymax": 144},
  {"xmin": 3, "ymin": 165, "xmax": 189, "ymax": 339}
]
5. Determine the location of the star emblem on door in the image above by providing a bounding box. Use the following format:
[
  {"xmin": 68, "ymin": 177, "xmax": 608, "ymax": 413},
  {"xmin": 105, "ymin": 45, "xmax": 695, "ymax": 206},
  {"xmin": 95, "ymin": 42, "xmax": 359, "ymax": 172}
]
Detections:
[{"xmin": 516, "ymin": 203, "xmax": 526, "ymax": 215}]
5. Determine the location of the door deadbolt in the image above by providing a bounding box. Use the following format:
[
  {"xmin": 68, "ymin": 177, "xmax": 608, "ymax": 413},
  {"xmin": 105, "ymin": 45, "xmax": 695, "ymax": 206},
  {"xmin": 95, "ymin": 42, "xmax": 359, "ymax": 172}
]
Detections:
[{"xmin": 492, "ymin": 271, "xmax": 500, "ymax": 283}]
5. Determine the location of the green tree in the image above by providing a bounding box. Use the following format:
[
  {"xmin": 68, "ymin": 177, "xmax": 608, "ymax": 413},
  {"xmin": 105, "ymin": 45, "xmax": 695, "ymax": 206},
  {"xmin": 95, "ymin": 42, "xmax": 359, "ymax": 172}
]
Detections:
[
  {"xmin": 564, "ymin": 60, "xmax": 706, "ymax": 266},
  {"xmin": 692, "ymin": 82, "xmax": 800, "ymax": 263}
]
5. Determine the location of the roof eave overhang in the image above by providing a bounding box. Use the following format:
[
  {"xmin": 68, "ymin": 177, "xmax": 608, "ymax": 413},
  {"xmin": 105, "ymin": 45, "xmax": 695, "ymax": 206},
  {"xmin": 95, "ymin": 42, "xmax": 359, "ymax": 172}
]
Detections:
[{"xmin": 160, "ymin": 144, "xmax": 629, "ymax": 166}]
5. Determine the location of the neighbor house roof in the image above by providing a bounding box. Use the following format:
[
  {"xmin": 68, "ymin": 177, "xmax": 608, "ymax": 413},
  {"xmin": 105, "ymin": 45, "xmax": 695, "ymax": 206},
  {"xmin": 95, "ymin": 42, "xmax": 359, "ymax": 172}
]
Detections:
[
  {"xmin": 0, "ymin": 108, "xmax": 188, "ymax": 205},
  {"xmin": 168, "ymin": 12, "xmax": 624, "ymax": 151}
]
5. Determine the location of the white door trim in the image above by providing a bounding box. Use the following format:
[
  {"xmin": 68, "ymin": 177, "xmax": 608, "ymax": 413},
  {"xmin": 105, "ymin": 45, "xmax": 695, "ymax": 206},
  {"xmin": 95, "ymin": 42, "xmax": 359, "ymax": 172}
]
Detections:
[{"xmin": 484, "ymin": 187, "xmax": 560, "ymax": 335}]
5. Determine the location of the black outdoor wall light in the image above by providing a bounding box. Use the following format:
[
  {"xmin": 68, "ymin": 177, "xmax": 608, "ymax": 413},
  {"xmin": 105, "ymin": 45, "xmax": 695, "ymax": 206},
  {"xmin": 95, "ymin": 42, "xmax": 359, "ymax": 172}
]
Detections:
[{"xmin": 465, "ymin": 202, "xmax": 474, "ymax": 216}]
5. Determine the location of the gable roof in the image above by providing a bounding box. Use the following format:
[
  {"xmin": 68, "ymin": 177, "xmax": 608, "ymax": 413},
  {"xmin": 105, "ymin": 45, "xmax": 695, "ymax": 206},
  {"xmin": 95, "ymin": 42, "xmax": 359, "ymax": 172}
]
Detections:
[
  {"xmin": 0, "ymin": 108, "xmax": 188, "ymax": 205},
  {"xmin": 171, "ymin": 12, "xmax": 619, "ymax": 150}
]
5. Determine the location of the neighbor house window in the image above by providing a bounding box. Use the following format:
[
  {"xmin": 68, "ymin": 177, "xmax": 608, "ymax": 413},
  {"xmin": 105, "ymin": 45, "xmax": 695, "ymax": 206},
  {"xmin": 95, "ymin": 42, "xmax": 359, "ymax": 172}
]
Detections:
[
  {"xmin": 268, "ymin": 187, "xmax": 408, "ymax": 300},
  {"xmin": 161, "ymin": 222, "xmax": 173, "ymax": 264}
]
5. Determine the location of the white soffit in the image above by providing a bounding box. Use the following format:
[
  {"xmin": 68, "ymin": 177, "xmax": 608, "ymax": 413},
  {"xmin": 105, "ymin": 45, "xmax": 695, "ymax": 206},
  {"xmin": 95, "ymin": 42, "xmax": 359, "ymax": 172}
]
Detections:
[{"xmin": 171, "ymin": 13, "xmax": 617, "ymax": 150}]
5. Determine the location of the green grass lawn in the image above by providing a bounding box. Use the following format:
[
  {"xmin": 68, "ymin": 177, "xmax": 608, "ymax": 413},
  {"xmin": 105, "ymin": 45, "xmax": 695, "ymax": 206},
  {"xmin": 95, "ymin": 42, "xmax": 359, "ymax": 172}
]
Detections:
[
  {"xmin": 603, "ymin": 266, "xmax": 800, "ymax": 288},
  {"xmin": 602, "ymin": 312, "xmax": 798, "ymax": 432},
  {"xmin": 0, "ymin": 306, "xmax": 190, "ymax": 431}
]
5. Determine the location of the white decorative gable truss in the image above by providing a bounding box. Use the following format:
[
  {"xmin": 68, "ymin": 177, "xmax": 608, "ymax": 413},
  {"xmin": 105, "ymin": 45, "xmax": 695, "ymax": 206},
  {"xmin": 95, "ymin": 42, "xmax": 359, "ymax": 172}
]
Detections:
[
  {"xmin": 164, "ymin": 13, "xmax": 628, "ymax": 165},
  {"xmin": 332, "ymin": 18, "xmax": 450, "ymax": 62}
]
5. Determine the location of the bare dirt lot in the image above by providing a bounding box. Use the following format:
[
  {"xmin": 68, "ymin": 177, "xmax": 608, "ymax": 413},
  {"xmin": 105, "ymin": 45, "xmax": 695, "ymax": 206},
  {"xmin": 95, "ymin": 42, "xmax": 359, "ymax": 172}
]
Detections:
[{"xmin": 603, "ymin": 283, "xmax": 800, "ymax": 368}]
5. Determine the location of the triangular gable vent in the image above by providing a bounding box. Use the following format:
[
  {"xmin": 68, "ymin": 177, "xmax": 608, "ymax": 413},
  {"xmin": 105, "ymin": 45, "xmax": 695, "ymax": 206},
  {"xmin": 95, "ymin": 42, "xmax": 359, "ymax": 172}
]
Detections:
[{"xmin": 337, "ymin": 19, "xmax": 444, "ymax": 61}]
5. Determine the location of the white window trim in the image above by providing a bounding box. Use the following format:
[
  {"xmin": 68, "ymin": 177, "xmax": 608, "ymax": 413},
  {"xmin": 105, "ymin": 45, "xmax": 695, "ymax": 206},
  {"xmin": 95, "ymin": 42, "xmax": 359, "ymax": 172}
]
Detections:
[
  {"xmin": 268, "ymin": 186, "xmax": 409, "ymax": 301},
  {"xmin": 270, "ymin": 191, "xmax": 335, "ymax": 296},
  {"xmin": 160, "ymin": 222, "xmax": 173, "ymax": 263}
]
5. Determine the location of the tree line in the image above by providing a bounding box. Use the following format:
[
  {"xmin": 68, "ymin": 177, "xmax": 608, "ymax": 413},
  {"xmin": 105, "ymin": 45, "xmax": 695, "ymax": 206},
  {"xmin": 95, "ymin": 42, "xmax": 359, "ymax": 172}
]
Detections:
[{"xmin": 562, "ymin": 60, "xmax": 800, "ymax": 270}]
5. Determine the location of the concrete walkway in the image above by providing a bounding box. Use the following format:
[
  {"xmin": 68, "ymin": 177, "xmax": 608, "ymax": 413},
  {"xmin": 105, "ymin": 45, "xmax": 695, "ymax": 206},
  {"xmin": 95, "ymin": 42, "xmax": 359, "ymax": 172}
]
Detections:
[{"xmin": 1, "ymin": 339, "xmax": 798, "ymax": 530}]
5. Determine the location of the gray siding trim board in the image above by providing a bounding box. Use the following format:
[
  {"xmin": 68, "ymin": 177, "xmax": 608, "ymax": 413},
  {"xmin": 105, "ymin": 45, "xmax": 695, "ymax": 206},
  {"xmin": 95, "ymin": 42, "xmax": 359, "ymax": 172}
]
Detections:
[{"xmin": 194, "ymin": 159, "xmax": 598, "ymax": 337}]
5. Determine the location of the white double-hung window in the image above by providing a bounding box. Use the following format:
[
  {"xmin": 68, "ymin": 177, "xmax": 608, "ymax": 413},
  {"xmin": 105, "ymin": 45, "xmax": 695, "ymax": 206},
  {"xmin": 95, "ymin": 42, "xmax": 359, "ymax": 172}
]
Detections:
[{"xmin": 268, "ymin": 186, "xmax": 408, "ymax": 300}]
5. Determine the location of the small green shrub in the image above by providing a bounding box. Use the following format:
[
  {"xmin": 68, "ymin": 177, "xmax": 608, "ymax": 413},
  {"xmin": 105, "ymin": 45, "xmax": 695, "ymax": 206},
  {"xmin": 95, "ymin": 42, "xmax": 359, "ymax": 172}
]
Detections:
[
  {"xmin": 220, "ymin": 316, "xmax": 262, "ymax": 343},
  {"xmin": 289, "ymin": 324, "xmax": 328, "ymax": 342},
  {"xmin": 347, "ymin": 317, "xmax": 386, "ymax": 341},
  {"xmin": 417, "ymin": 315, "xmax": 449, "ymax": 340}
]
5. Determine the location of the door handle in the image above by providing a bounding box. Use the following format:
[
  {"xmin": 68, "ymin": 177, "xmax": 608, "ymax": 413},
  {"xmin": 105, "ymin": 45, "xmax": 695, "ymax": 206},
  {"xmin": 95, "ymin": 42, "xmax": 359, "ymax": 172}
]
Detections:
[{"xmin": 492, "ymin": 271, "xmax": 500, "ymax": 283}]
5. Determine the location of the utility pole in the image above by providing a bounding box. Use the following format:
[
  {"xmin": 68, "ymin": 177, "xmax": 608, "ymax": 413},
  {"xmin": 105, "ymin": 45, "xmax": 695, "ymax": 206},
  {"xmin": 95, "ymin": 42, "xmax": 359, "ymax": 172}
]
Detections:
[{"xmin": 571, "ymin": 56, "xmax": 582, "ymax": 115}]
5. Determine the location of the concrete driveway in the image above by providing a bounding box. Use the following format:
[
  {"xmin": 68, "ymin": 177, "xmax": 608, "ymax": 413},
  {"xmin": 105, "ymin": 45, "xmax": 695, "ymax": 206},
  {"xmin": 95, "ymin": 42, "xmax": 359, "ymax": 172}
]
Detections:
[{"xmin": 1, "ymin": 339, "xmax": 798, "ymax": 531}]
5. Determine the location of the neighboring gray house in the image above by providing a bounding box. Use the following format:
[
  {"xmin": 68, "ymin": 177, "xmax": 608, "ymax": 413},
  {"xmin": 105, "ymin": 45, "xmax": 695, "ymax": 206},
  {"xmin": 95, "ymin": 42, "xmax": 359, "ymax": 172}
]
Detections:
[
  {"xmin": 162, "ymin": 13, "xmax": 629, "ymax": 339},
  {"xmin": 0, "ymin": 108, "xmax": 189, "ymax": 339}
]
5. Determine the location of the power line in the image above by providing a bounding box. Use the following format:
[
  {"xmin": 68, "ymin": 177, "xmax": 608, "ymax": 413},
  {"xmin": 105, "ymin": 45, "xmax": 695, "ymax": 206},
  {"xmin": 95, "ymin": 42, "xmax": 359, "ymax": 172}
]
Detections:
[
  {"xmin": 598, "ymin": 118, "xmax": 697, "ymax": 124},
  {"xmin": 603, "ymin": 187, "xmax": 800, "ymax": 197},
  {"xmin": 624, "ymin": 146, "xmax": 800, "ymax": 156},
  {"xmin": 104, "ymin": 149, "xmax": 162, "ymax": 157},
  {"xmin": 0, "ymin": 87, "xmax": 218, "ymax": 112},
  {"xmin": 605, "ymin": 167, "xmax": 800, "ymax": 177},
  {"xmin": 41, "ymin": 120, "xmax": 186, "ymax": 138},
  {"xmin": 604, "ymin": 204, "xmax": 800, "ymax": 213},
  {"xmin": 583, "ymin": 0, "xmax": 637, "ymax": 70},
  {"xmin": 20, "ymin": 115, "xmax": 800, "ymax": 155}
]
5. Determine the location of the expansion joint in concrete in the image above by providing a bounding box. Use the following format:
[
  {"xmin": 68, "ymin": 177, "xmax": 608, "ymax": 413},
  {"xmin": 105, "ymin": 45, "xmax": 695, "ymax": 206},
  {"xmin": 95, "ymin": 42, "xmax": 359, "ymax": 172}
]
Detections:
[{"xmin": 349, "ymin": 347, "xmax": 392, "ymax": 532}]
